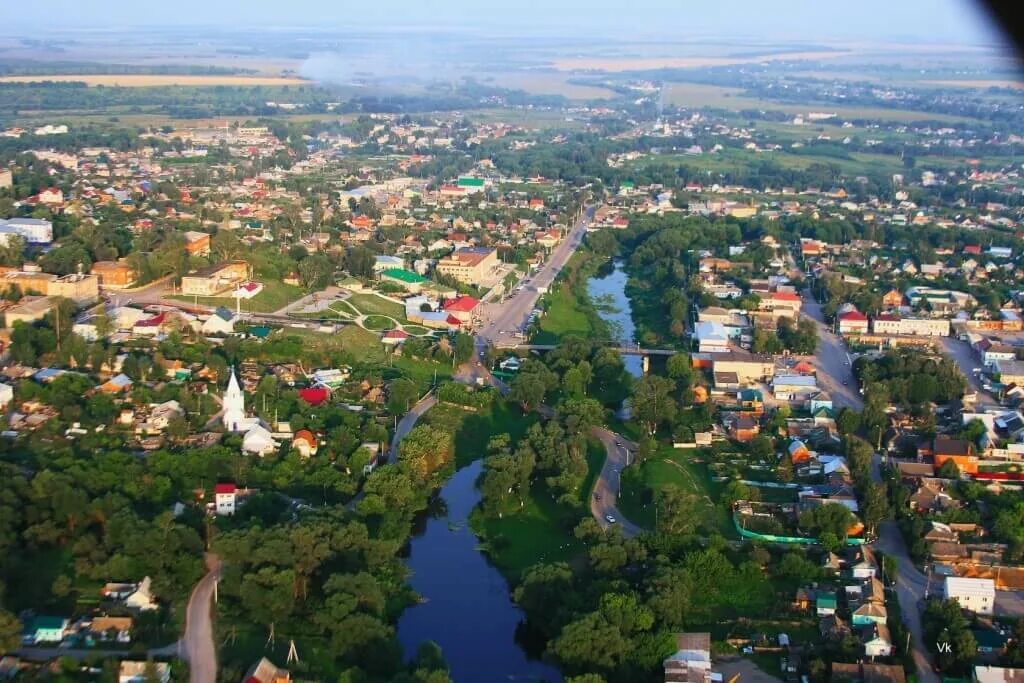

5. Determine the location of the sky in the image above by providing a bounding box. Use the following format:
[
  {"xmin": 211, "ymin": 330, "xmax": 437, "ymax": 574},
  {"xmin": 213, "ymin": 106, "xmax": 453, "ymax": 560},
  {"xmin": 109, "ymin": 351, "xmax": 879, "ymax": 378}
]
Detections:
[{"xmin": 0, "ymin": 0, "xmax": 1011, "ymax": 47}]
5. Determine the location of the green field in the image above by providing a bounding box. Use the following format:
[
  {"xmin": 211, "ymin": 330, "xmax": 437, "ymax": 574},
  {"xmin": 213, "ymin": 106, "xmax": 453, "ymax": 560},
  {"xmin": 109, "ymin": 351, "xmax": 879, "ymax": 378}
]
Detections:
[
  {"xmin": 347, "ymin": 293, "xmax": 407, "ymax": 320},
  {"xmin": 618, "ymin": 446, "xmax": 731, "ymax": 536},
  {"xmin": 362, "ymin": 315, "xmax": 397, "ymax": 331},
  {"xmin": 169, "ymin": 280, "xmax": 302, "ymax": 313}
]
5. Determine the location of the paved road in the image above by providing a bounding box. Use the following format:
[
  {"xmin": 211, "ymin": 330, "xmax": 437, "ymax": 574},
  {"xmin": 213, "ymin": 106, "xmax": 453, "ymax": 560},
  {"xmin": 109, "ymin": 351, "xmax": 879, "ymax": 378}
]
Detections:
[
  {"xmin": 477, "ymin": 206, "xmax": 592, "ymax": 347},
  {"xmin": 180, "ymin": 554, "xmax": 221, "ymax": 683},
  {"xmin": 388, "ymin": 395, "xmax": 438, "ymax": 465},
  {"xmin": 590, "ymin": 427, "xmax": 643, "ymax": 537},
  {"xmin": 799, "ymin": 289, "xmax": 863, "ymax": 411},
  {"xmin": 939, "ymin": 336, "xmax": 1001, "ymax": 407}
]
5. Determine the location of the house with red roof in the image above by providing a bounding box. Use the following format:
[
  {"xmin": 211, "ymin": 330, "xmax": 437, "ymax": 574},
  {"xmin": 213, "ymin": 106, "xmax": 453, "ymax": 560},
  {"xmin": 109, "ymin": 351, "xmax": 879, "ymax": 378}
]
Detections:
[
  {"xmin": 443, "ymin": 295, "xmax": 480, "ymax": 324},
  {"xmin": 292, "ymin": 430, "xmax": 318, "ymax": 458},
  {"xmin": 298, "ymin": 386, "xmax": 330, "ymax": 406},
  {"xmin": 837, "ymin": 309, "xmax": 869, "ymax": 335},
  {"xmin": 964, "ymin": 244, "xmax": 982, "ymax": 256},
  {"xmin": 214, "ymin": 483, "xmax": 237, "ymax": 516},
  {"xmin": 382, "ymin": 329, "xmax": 410, "ymax": 345}
]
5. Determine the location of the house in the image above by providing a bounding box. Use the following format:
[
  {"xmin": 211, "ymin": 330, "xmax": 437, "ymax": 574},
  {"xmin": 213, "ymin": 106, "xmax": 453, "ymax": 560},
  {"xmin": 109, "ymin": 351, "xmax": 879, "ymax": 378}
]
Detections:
[
  {"xmin": 882, "ymin": 290, "xmax": 904, "ymax": 308},
  {"xmin": 443, "ymin": 295, "xmax": 480, "ymax": 324},
  {"xmin": 202, "ymin": 307, "xmax": 239, "ymax": 335},
  {"xmin": 292, "ymin": 430, "xmax": 318, "ymax": 458},
  {"xmin": 821, "ymin": 614, "xmax": 852, "ymax": 641},
  {"xmin": 215, "ymin": 483, "xmax": 237, "ymax": 516},
  {"xmin": 91, "ymin": 260, "xmax": 137, "ymax": 289},
  {"xmin": 816, "ymin": 592, "xmax": 838, "ymax": 616},
  {"xmin": 944, "ymin": 576, "xmax": 994, "ymax": 615},
  {"xmin": 242, "ymin": 425, "xmax": 277, "ymax": 456},
  {"xmin": 99, "ymin": 373, "xmax": 134, "ymax": 394},
  {"xmin": 996, "ymin": 359, "xmax": 1024, "ymax": 387},
  {"xmin": 849, "ymin": 546, "xmax": 878, "ymax": 578},
  {"xmin": 380, "ymin": 268, "xmax": 428, "ymax": 293},
  {"xmin": 838, "ymin": 310, "xmax": 869, "ymax": 335},
  {"xmin": 5, "ymin": 295, "xmax": 57, "ymax": 325},
  {"xmin": 695, "ymin": 321, "xmax": 730, "ymax": 353},
  {"xmin": 382, "ymin": 329, "xmax": 410, "ymax": 346},
  {"xmin": 663, "ymin": 632, "xmax": 714, "ymax": 683},
  {"xmin": 861, "ymin": 623, "xmax": 893, "ymax": 657},
  {"xmin": 932, "ymin": 436, "xmax": 978, "ymax": 475},
  {"xmin": 244, "ymin": 657, "xmax": 291, "ymax": 683},
  {"xmin": 373, "ymin": 255, "xmax": 405, "ymax": 273},
  {"xmin": 851, "ymin": 601, "xmax": 888, "ymax": 626},
  {"xmin": 0, "ymin": 383, "xmax": 13, "ymax": 409},
  {"xmin": 124, "ymin": 577, "xmax": 158, "ymax": 611},
  {"xmin": 184, "ymin": 231, "xmax": 211, "ymax": 256},
  {"xmin": 118, "ymin": 661, "xmax": 171, "ymax": 683},
  {"xmin": 728, "ymin": 415, "xmax": 760, "ymax": 442},
  {"xmin": 88, "ymin": 616, "xmax": 133, "ymax": 643},
  {"xmin": 24, "ymin": 616, "xmax": 68, "ymax": 644},
  {"xmin": 0, "ymin": 217, "xmax": 53, "ymax": 244}
]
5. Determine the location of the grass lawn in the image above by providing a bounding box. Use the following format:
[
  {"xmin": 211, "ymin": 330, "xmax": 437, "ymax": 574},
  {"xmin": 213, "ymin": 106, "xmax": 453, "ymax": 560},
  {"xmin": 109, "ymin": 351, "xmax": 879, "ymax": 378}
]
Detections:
[
  {"xmin": 534, "ymin": 280, "xmax": 595, "ymax": 344},
  {"xmin": 424, "ymin": 400, "xmax": 539, "ymax": 468},
  {"xmin": 347, "ymin": 293, "xmax": 407, "ymax": 320},
  {"xmin": 403, "ymin": 325, "xmax": 432, "ymax": 336},
  {"xmin": 169, "ymin": 280, "xmax": 303, "ymax": 313},
  {"xmin": 363, "ymin": 315, "xmax": 396, "ymax": 331},
  {"xmin": 618, "ymin": 446, "xmax": 732, "ymax": 536},
  {"xmin": 472, "ymin": 438, "xmax": 606, "ymax": 579}
]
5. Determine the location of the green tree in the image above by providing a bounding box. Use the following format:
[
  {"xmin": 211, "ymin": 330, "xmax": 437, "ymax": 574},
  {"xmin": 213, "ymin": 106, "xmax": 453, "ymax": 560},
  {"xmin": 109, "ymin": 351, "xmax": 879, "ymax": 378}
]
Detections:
[{"xmin": 631, "ymin": 375, "xmax": 677, "ymax": 435}]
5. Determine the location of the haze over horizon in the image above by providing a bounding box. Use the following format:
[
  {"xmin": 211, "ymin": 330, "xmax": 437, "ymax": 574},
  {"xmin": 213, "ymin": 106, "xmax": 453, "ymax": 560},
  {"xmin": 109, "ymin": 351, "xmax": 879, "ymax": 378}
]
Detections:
[{"xmin": 0, "ymin": 0, "xmax": 1012, "ymax": 49}]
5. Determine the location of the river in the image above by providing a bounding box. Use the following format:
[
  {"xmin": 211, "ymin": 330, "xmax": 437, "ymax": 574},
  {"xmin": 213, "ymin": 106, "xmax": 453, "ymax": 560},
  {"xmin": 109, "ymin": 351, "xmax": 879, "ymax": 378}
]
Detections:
[
  {"xmin": 587, "ymin": 258, "xmax": 643, "ymax": 379},
  {"xmin": 397, "ymin": 459, "xmax": 562, "ymax": 682}
]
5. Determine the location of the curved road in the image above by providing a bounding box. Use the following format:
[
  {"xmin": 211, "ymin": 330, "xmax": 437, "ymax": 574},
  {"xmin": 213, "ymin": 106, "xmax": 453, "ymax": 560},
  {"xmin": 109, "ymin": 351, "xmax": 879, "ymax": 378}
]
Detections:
[
  {"xmin": 180, "ymin": 554, "xmax": 222, "ymax": 683},
  {"xmin": 590, "ymin": 427, "xmax": 643, "ymax": 537}
]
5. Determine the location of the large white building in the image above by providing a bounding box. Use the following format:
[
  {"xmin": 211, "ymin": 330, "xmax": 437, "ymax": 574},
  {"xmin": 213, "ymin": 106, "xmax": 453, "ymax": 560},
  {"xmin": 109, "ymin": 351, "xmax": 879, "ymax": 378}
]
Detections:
[
  {"xmin": 871, "ymin": 315, "xmax": 950, "ymax": 337},
  {"xmin": 944, "ymin": 576, "xmax": 994, "ymax": 615},
  {"xmin": 0, "ymin": 217, "xmax": 53, "ymax": 244}
]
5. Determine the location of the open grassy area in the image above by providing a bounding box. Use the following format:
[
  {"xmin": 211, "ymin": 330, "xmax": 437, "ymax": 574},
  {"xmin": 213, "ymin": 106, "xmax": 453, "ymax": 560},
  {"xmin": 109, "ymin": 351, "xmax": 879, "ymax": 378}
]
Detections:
[
  {"xmin": 618, "ymin": 446, "xmax": 732, "ymax": 536},
  {"xmin": 169, "ymin": 280, "xmax": 303, "ymax": 313},
  {"xmin": 347, "ymin": 293, "xmax": 407, "ymax": 320},
  {"xmin": 424, "ymin": 400, "xmax": 539, "ymax": 469},
  {"xmin": 362, "ymin": 315, "xmax": 397, "ymax": 331}
]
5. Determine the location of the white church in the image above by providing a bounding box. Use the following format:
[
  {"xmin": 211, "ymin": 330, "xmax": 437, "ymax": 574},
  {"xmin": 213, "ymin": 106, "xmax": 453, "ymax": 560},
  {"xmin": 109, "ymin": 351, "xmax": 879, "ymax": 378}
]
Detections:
[{"xmin": 223, "ymin": 368, "xmax": 276, "ymax": 455}]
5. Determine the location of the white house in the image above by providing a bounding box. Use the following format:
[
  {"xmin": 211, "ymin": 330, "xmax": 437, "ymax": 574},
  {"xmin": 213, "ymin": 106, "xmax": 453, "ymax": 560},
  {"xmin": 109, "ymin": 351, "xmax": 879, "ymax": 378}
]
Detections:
[
  {"xmin": 695, "ymin": 321, "xmax": 730, "ymax": 353},
  {"xmin": 944, "ymin": 576, "xmax": 994, "ymax": 615},
  {"xmin": 214, "ymin": 483, "xmax": 237, "ymax": 516},
  {"xmin": 0, "ymin": 217, "xmax": 53, "ymax": 244},
  {"xmin": 0, "ymin": 383, "xmax": 13, "ymax": 409},
  {"xmin": 861, "ymin": 623, "xmax": 893, "ymax": 657},
  {"xmin": 242, "ymin": 425, "xmax": 277, "ymax": 456},
  {"xmin": 124, "ymin": 577, "xmax": 158, "ymax": 611},
  {"xmin": 202, "ymin": 307, "xmax": 239, "ymax": 335}
]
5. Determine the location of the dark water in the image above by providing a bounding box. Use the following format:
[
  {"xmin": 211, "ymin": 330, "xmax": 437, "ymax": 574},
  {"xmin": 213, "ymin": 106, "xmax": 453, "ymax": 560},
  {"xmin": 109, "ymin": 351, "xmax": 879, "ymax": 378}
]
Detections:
[
  {"xmin": 586, "ymin": 259, "xmax": 643, "ymax": 378},
  {"xmin": 398, "ymin": 460, "xmax": 563, "ymax": 682}
]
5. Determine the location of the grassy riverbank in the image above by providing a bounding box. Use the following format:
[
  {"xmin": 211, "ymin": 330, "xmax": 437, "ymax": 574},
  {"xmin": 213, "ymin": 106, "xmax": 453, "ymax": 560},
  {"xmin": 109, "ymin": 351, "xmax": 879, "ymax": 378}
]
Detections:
[{"xmin": 533, "ymin": 250, "xmax": 613, "ymax": 345}]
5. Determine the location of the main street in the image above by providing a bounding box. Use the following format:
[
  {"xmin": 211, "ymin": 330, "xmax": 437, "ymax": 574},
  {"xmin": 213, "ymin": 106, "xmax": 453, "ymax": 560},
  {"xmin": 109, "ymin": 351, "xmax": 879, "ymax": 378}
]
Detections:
[
  {"xmin": 799, "ymin": 289, "xmax": 863, "ymax": 411},
  {"xmin": 476, "ymin": 206, "xmax": 593, "ymax": 348}
]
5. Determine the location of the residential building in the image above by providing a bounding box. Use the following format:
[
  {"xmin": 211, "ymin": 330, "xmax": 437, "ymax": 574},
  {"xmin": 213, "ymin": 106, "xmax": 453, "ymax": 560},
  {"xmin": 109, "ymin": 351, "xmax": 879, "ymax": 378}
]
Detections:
[
  {"xmin": 124, "ymin": 577, "xmax": 158, "ymax": 611},
  {"xmin": 88, "ymin": 616, "xmax": 132, "ymax": 644},
  {"xmin": 996, "ymin": 359, "xmax": 1024, "ymax": 386},
  {"xmin": 861, "ymin": 623, "xmax": 893, "ymax": 657},
  {"xmin": 181, "ymin": 261, "xmax": 249, "ymax": 297},
  {"xmin": 709, "ymin": 352, "xmax": 775, "ymax": 383},
  {"xmin": 695, "ymin": 321, "xmax": 730, "ymax": 353},
  {"xmin": 975, "ymin": 666, "xmax": 1024, "ymax": 683},
  {"xmin": 443, "ymin": 295, "xmax": 480, "ymax": 325},
  {"xmin": 4, "ymin": 295, "xmax": 56, "ymax": 325},
  {"xmin": 292, "ymin": 429, "xmax": 318, "ymax": 458},
  {"xmin": 25, "ymin": 616, "xmax": 69, "ymax": 644},
  {"xmin": 663, "ymin": 632, "xmax": 714, "ymax": 683},
  {"xmin": 838, "ymin": 310, "xmax": 869, "ymax": 335},
  {"xmin": 944, "ymin": 576, "xmax": 995, "ymax": 615},
  {"xmin": 242, "ymin": 425, "xmax": 277, "ymax": 456},
  {"xmin": 757, "ymin": 290, "xmax": 802, "ymax": 319},
  {"xmin": 244, "ymin": 657, "xmax": 291, "ymax": 683},
  {"xmin": 183, "ymin": 231, "xmax": 211, "ymax": 256},
  {"xmin": 380, "ymin": 268, "xmax": 428, "ymax": 293},
  {"xmin": 119, "ymin": 661, "xmax": 171, "ymax": 683},
  {"xmin": 202, "ymin": 307, "xmax": 239, "ymax": 335},
  {"xmin": 0, "ymin": 169, "xmax": 11, "ymax": 190},
  {"xmin": 0, "ymin": 383, "xmax": 12, "ymax": 409},
  {"xmin": 214, "ymin": 483, "xmax": 237, "ymax": 516},
  {"xmin": 91, "ymin": 260, "xmax": 137, "ymax": 289},
  {"xmin": 435, "ymin": 247, "xmax": 498, "ymax": 285},
  {"xmin": 933, "ymin": 436, "xmax": 979, "ymax": 475}
]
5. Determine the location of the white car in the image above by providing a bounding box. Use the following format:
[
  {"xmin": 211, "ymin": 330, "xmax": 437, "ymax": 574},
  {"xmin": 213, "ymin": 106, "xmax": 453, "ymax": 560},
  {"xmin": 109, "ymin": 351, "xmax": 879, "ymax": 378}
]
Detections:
[{"xmin": 605, "ymin": 514, "xmax": 616, "ymax": 524}]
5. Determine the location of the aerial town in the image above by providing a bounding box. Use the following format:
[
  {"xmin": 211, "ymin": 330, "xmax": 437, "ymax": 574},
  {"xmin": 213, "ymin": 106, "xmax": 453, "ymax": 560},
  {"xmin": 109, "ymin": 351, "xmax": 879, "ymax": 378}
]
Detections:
[{"xmin": 1, "ymin": 3, "xmax": 1024, "ymax": 683}]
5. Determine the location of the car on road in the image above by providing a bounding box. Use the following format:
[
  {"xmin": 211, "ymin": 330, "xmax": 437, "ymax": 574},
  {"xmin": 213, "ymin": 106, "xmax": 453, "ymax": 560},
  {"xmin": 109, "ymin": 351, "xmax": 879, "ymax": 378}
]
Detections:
[
  {"xmin": 594, "ymin": 493, "xmax": 601, "ymax": 501},
  {"xmin": 842, "ymin": 379, "xmax": 849, "ymax": 385},
  {"xmin": 605, "ymin": 514, "xmax": 616, "ymax": 524},
  {"xmin": 615, "ymin": 440, "xmax": 622, "ymax": 447}
]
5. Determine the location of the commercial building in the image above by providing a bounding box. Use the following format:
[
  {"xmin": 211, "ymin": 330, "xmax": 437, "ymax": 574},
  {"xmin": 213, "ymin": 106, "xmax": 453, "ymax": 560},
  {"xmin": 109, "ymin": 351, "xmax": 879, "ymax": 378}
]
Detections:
[
  {"xmin": 91, "ymin": 260, "xmax": 137, "ymax": 289},
  {"xmin": 837, "ymin": 310, "xmax": 869, "ymax": 335},
  {"xmin": 183, "ymin": 231, "xmax": 211, "ymax": 256},
  {"xmin": 4, "ymin": 295, "xmax": 57, "ymax": 325},
  {"xmin": 943, "ymin": 576, "xmax": 994, "ymax": 615},
  {"xmin": 181, "ymin": 261, "xmax": 249, "ymax": 297},
  {"xmin": 695, "ymin": 321, "xmax": 730, "ymax": 353},
  {"xmin": 710, "ymin": 351, "xmax": 776, "ymax": 383},
  {"xmin": 380, "ymin": 268, "xmax": 428, "ymax": 293},
  {"xmin": 436, "ymin": 247, "xmax": 498, "ymax": 286},
  {"xmin": 871, "ymin": 315, "xmax": 950, "ymax": 337},
  {"xmin": 0, "ymin": 217, "xmax": 53, "ymax": 244}
]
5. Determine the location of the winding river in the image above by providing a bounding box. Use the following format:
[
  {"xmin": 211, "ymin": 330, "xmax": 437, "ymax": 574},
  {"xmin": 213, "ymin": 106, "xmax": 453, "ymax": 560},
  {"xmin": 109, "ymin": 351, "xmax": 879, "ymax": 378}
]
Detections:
[{"xmin": 397, "ymin": 460, "xmax": 562, "ymax": 682}]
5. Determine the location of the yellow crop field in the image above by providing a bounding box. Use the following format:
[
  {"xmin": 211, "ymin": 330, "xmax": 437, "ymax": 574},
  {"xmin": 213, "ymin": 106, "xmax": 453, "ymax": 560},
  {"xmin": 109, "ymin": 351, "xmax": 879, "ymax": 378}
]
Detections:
[{"xmin": 551, "ymin": 50, "xmax": 853, "ymax": 72}]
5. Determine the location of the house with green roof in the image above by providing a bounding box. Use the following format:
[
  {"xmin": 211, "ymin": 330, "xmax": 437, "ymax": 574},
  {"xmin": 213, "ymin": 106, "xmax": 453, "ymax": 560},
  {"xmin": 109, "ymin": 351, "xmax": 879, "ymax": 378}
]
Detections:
[
  {"xmin": 457, "ymin": 176, "xmax": 486, "ymax": 193},
  {"xmin": 380, "ymin": 268, "xmax": 428, "ymax": 293},
  {"xmin": 25, "ymin": 616, "xmax": 69, "ymax": 644},
  {"xmin": 816, "ymin": 592, "xmax": 837, "ymax": 616}
]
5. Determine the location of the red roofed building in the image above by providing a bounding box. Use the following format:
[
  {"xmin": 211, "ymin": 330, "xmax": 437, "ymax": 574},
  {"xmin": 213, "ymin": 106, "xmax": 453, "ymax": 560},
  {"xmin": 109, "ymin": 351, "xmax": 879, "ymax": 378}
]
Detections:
[
  {"xmin": 292, "ymin": 430, "xmax": 318, "ymax": 458},
  {"xmin": 964, "ymin": 245, "xmax": 982, "ymax": 255},
  {"xmin": 529, "ymin": 197, "xmax": 545, "ymax": 209},
  {"xmin": 443, "ymin": 295, "xmax": 480, "ymax": 324},
  {"xmin": 382, "ymin": 329, "xmax": 409, "ymax": 345},
  {"xmin": 214, "ymin": 483, "xmax": 237, "ymax": 516},
  {"xmin": 298, "ymin": 387, "xmax": 330, "ymax": 406},
  {"xmin": 837, "ymin": 309, "xmax": 869, "ymax": 335},
  {"xmin": 758, "ymin": 290, "xmax": 803, "ymax": 319}
]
